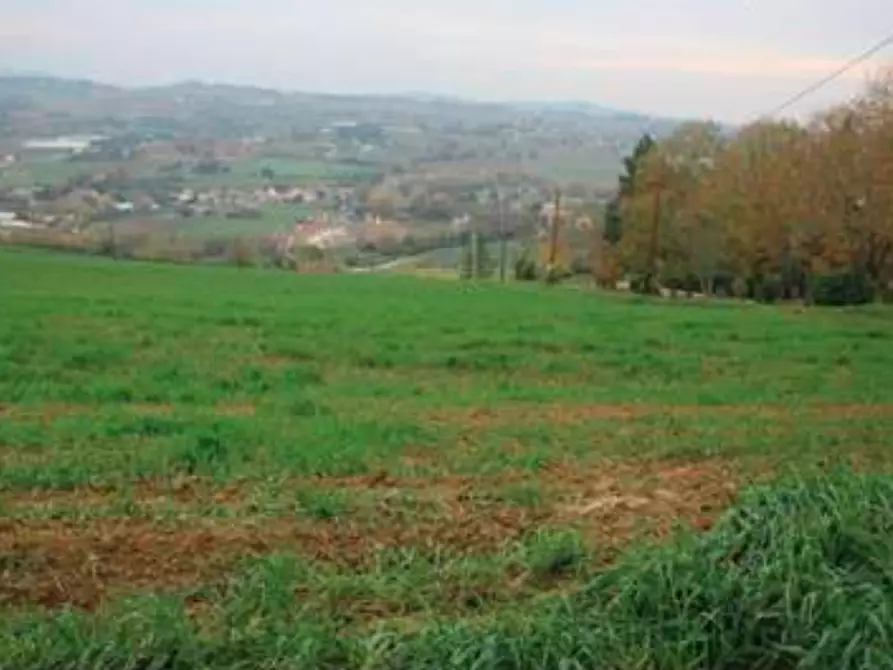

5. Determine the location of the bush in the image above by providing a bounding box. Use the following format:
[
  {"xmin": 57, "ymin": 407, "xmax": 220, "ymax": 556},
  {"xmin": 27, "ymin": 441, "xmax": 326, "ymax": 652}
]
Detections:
[
  {"xmin": 570, "ymin": 254, "xmax": 592, "ymax": 276},
  {"xmin": 662, "ymin": 272, "xmax": 703, "ymax": 294},
  {"xmin": 229, "ymin": 238, "xmax": 257, "ymax": 268},
  {"xmin": 811, "ymin": 272, "xmax": 876, "ymax": 306},
  {"xmin": 630, "ymin": 273, "xmax": 659, "ymax": 295},
  {"xmin": 514, "ymin": 254, "xmax": 538, "ymax": 281},
  {"xmin": 750, "ymin": 274, "xmax": 784, "ymax": 303},
  {"xmin": 543, "ymin": 264, "xmax": 572, "ymax": 285}
]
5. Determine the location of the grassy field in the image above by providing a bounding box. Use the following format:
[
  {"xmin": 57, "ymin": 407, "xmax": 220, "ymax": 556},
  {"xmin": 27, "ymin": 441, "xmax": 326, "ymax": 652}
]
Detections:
[
  {"xmin": 3, "ymin": 248, "xmax": 893, "ymax": 668},
  {"xmin": 170, "ymin": 203, "xmax": 311, "ymax": 239},
  {"xmin": 189, "ymin": 157, "xmax": 379, "ymax": 189},
  {"xmin": 104, "ymin": 203, "xmax": 312, "ymax": 240},
  {"xmin": 0, "ymin": 156, "xmax": 136, "ymax": 189}
]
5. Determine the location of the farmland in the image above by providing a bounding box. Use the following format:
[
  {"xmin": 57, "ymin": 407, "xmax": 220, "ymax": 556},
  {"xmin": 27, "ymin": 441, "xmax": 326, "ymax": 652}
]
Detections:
[
  {"xmin": 184, "ymin": 157, "xmax": 379, "ymax": 190},
  {"xmin": 3, "ymin": 248, "xmax": 893, "ymax": 668}
]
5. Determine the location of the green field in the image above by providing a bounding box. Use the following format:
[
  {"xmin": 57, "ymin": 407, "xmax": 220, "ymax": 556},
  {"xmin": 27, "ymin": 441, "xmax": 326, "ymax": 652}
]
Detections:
[
  {"xmin": 3, "ymin": 249, "xmax": 893, "ymax": 668},
  {"xmin": 0, "ymin": 156, "xmax": 136, "ymax": 189},
  {"xmin": 189, "ymin": 157, "xmax": 379, "ymax": 189},
  {"xmin": 104, "ymin": 203, "xmax": 312, "ymax": 241},
  {"xmin": 171, "ymin": 203, "xmax": 312, "ymax": 238}
]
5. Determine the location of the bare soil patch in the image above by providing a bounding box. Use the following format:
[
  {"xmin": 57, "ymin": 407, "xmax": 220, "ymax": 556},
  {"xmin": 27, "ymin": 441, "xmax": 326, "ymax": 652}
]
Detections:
[
  {"xmin": 0, "ymin": 503, "xmax": 536, "ymax": 609},
  {"xmin": 543, "ymin": 458, "xmax": 741, "ymax": 541},
  {"xmin": 1, "ymin": 457, "xmax": 746, "ymax": 610}
]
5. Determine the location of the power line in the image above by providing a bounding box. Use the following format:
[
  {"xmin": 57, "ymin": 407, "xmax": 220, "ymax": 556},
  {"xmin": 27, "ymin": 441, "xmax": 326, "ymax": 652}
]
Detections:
[{"xmin": 764, "ymin": 31, "xmax": 893, "ymax": 118}]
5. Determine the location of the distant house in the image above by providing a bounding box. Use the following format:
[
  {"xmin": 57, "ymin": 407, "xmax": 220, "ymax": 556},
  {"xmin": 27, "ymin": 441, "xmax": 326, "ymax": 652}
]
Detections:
[
  {"xmin": 22, "ymin": 135, "xmax": 107, "ymax": 154},
  {"xmin": 307, "ymin": 226, "xmax": 354, "ymax": 249},
  {"xmin": 0, "ymin": 212, "xmax": 40, "ymax": 230}
]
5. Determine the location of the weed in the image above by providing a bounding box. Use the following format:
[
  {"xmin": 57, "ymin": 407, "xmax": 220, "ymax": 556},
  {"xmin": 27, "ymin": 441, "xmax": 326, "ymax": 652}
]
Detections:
[
  {"xmin": 520, "ymin": 530, "xmax": 587, "ymax": 580},
  {"xmin": 296, "ymin": 488, "xmax": 349, "ymax": 519}
]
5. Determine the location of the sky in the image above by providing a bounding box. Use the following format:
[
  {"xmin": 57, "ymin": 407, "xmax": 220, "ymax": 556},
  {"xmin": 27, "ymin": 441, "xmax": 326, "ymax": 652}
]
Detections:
[{"xmin": 0, "ymin": 0, "xmax": 891, "ymax": 121}]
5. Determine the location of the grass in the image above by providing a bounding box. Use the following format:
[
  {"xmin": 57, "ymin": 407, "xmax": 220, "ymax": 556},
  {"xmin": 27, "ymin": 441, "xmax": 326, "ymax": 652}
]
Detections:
[
  {"xmin": 0, "ymin": 155, "xmax": 137, "ymax": 188},
  {"xmin": 94, "ymin": 202, "xmax": 312, "ymax": 240},
  {"xmin": 2, "ymin": 247, "xmax": 893, "ymax": 667},
  {"xmin": 174, "ymin": 202, "xmax": 312, "ymax": 238}
]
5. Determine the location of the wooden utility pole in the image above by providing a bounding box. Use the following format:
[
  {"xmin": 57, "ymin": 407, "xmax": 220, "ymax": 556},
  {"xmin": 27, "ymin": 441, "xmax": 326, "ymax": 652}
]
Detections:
[
  {"xmin": 548, "ymin": 189, "xmax": 562, "ymax": 271},
  {"xmin": 496, "ymin": 185, "xmax": 507, "ymax": 283},
  {"xmin": 470, "ymin": 227, "xmax": 480, "ymax": 279},
  {"xmin": 108, "ymin": 220, "xmax": 118, "ymax": 260}
]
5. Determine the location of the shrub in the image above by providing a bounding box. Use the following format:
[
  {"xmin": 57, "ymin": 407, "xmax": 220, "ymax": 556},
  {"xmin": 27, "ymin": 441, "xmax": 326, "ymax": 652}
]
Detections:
[
  {"xmin": 811, "ymin": 272, "xmax": 875, "ymax": 306},
  {"xmin": 229, "ymin": 238, "xmax": 257, "ymax": 268},
  {"xmin": 630, "ymin": 273, "xmax": 659, "ymax": 295},
  {"xmin": 662, "ymin": 272, "xmax": 703, "ymax": 294},
  {"xmin": 593, "ymin": 247, "xmax": 623, "ymax": 288},
  {"xmin": 543, "ymin": 264, "xmax": 572, "ymax": 285},
  {"xmin": 750, "ymin": 274, "xmax": 784, "ymax": 303},
  {"xmin": 514, "ymin": 254, "xmax": 538, "ymax": 281},
  {"xmin": 570, "ymin": 254, "xmax": 592, "ymax": 276}
]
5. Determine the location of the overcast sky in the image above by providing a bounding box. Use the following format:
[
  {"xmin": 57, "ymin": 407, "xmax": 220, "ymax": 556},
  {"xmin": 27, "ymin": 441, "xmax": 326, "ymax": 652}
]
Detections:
[{"xmin": 1, "ymin": 0, "xmax": 890, "ymax": 121}]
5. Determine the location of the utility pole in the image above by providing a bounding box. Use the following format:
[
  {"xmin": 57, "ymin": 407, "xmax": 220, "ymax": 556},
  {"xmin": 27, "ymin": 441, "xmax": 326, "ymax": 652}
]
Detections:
[
  {"xmin": 496, "ymin": 183, "xmax": 507, "ymax": 283},
  {"xmin": 470, "ymin": 225, "xmax": 480, "ymax": 280},
  {"xmin": 548, "ymin": 188, "xmax": 562, "ymax": 271},
  {"xmin": 108, "ymin": 219, "xmax": 118, "ymax": 260}
]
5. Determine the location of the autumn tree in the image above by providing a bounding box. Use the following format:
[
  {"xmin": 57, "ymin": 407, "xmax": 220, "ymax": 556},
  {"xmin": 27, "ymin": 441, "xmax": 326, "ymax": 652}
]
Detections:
[{"xmin": 605, "ymin": 67, "xmax": 893, "ymax": 304}]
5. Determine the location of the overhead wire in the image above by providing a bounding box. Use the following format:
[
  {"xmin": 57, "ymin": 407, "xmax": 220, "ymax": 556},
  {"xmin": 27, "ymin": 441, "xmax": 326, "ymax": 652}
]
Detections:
[{"xmin": 763, "ymin": 31, "xmax": 893, "ymax": 118}]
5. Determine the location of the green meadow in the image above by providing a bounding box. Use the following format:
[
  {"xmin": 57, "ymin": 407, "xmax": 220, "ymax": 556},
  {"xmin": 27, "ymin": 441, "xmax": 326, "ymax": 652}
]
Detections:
[{"xmin": 3, "ymin": 247, "xmax": 893, "ymax": 669}]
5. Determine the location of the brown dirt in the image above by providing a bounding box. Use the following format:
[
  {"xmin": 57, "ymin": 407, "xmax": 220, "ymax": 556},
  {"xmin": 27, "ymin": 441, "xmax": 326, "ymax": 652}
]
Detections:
[
  {"xmin": 427, "ymin": 402, "xmax": 893, "ymax": 429},
  {"xmin": 0, "ymin": 502, "xmax": 536, "ymax": 609},
  {"xmin": 0, "ymin": 456, "xmax": 744, "ymax": 610},
  {"xmin": 542, "ymin": 457, "xmax": 741, "ymax": 541}
]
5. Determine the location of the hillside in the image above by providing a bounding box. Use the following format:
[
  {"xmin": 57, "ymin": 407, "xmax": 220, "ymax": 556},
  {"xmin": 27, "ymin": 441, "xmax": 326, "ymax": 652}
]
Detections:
[{"xmin": 0, "ymin": 74, "xmax": 676, "ymax": 181}]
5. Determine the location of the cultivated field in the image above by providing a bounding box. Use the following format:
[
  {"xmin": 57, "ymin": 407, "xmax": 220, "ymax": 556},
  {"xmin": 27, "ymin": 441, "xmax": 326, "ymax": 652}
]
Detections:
[{"xmin": 3, "ymin": 248, "xmax": 893, "ymax": 668}]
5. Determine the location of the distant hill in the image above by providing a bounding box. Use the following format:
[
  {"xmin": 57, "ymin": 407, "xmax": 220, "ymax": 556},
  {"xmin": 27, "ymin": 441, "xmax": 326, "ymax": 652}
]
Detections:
[
  {"xmin": 0, "ymin": 74, "xmax": 682, "ymax": 187},
  {"xmin": 0, "ymin": 74, "xmax": 667, "ymax": 126}
]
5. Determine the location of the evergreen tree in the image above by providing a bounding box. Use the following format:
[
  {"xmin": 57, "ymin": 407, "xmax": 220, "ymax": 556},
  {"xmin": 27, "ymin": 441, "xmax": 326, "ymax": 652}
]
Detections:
[{"xmin": 604, "ymin": 134, "xmax": 655, "ymax": 245}]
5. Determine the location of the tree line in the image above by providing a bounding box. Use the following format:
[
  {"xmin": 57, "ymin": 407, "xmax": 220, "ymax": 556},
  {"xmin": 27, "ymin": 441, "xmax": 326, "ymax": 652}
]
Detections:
[{"xmin": 597, "ymin": 68, "xmax": 893, "ymax": 304}]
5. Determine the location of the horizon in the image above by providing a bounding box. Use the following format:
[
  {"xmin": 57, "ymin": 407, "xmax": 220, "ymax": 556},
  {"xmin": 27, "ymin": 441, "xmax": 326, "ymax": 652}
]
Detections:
[
  {"xmin": 1, "ymin": 1, "xmax": 891, "ymax": 123},
  {"xmin": 0, "ymin": 69, "xmax": 687, "ymax": 120}
]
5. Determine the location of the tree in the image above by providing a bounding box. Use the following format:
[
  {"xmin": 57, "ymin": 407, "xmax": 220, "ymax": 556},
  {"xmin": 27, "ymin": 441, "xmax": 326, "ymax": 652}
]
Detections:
[
  {"xmin": 604, "ymin": 134, "xmax": 656, "ymax": 246},
  {"xmin": 604, "ymin": 70, "xmax": 893, "ymax": 304}
]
